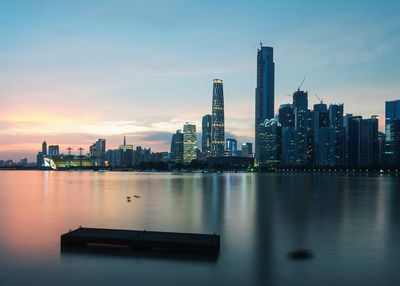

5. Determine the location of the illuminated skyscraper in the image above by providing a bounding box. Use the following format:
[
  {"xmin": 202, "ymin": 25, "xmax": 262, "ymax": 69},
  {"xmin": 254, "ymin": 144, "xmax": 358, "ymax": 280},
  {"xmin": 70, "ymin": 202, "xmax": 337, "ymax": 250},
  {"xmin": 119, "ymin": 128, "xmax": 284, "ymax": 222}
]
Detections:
[
  {"xmin": 211, "ymin": 79, "xmax": 225, "ymax": 157},
  {"xmin": 170, "ymin": 130, "xmax": 184, "ymax": 163},
  {"xmin": 255, "ymin": 45, "xmax": 274, "ymax": 162},
  {"xmin": 183, "ymin": 123, "xmax": 197, "ymax": 163},
  {"xmin": 202, "ymin": 114, "xmax": 212, "ymax": 158}
]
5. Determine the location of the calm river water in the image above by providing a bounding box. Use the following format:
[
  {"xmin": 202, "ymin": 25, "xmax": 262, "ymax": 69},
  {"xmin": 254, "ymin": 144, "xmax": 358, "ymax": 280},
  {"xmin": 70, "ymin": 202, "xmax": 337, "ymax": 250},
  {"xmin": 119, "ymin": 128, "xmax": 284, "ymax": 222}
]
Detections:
[{"xmin": 0, "ymin": 171, "xmax": 399, "ymax": 285}]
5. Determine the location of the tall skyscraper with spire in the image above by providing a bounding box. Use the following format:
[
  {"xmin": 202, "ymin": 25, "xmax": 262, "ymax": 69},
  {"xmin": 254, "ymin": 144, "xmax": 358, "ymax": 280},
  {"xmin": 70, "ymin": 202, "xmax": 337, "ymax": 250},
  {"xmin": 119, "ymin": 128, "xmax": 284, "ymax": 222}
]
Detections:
[
  {"xmin": 211, "ymin": 79, "xmax": 225, "ymax": 157},
  {"xmin": 255, "ymin": 44, "xmax": 275, "ymax": 163}
]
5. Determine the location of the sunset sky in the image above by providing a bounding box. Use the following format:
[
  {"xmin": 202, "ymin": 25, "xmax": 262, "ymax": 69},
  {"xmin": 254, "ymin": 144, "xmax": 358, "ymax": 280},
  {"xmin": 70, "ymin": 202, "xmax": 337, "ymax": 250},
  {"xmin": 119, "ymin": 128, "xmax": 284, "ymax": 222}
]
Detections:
[{"xmin": 1, "ymin": 0, "xmax": 400, "ymax": 161}]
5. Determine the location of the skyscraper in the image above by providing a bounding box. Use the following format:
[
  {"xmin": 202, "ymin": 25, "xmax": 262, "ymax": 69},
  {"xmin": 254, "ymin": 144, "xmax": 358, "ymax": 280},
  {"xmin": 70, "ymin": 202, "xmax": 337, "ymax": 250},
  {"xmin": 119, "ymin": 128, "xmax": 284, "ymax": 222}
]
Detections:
[
  {"xmin": 278, "ymin": 104, "xmax": 295, "ymax": 128},
  {"xmin": 226, "ymin": 138, "xmax": 238, "ymax": 157},
  {"xmin": 241, "ymin": 143, "xmax": 253, "ymax": 157},
  {"xmin": 211, "ymin": 79, "xmax": 225, "ymax": 157},
  {"xmin": 258, "ymin": 118, "xmax": 282, "ymax": 166},
  {"xmin": 90, "ymin": 139, "xmax": 106, "ymax": 166},
  {"xmin": 42, "ymin": 141, "xmax": 47, "ymax": 156},
  {"xmin": 385, "ymin": 100, "xmax": 400, "ymax": 166},
  {"xmin": 183, "ymin": 123, "xmax": 197, "ymax": 163},
  {"xmin": 202, "ymin": 114, "xmax": 212, "ymax": 158},
  {"xmin": 293, "ymin": 89, "xmax": 309, "ymax": 165},
  {"xmin": 170, "ymin": 130, "xmax": 184, "ymax": 164},
  {"xmin": 255, "ymin": 45, "xmax": 275, "ymax": 162}
]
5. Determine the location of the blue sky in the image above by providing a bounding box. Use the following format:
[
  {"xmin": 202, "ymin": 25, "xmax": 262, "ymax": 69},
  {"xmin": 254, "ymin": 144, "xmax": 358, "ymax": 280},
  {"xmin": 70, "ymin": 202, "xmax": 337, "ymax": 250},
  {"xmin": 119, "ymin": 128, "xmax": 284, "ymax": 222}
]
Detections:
[{"xmin": 0, "ymin": 0, "xmax": 399, "ymax": 160}]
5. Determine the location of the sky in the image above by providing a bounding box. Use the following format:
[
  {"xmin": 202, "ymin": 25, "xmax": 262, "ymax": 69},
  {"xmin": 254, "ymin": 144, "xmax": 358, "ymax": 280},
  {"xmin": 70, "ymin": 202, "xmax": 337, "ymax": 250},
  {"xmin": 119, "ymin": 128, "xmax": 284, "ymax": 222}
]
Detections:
[{"xmin": 1, "ymin": 0, "xmax": 400, "ymax": 161}]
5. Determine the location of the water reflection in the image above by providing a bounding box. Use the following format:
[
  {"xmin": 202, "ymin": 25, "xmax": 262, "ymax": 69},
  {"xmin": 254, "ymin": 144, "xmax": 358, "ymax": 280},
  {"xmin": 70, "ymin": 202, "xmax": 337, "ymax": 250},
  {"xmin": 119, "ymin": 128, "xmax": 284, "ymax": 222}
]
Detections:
[{"xmin": 0, "ymin": 171, "xmax": 399, "ymax": 285}]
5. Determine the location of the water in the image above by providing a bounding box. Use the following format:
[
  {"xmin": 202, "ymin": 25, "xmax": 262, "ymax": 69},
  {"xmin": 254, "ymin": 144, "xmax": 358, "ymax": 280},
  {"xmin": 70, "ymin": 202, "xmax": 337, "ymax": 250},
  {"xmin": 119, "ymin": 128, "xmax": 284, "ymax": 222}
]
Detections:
[{"xmin": 0, "ymin": 171, "xmax": 399, "ymax": 285}]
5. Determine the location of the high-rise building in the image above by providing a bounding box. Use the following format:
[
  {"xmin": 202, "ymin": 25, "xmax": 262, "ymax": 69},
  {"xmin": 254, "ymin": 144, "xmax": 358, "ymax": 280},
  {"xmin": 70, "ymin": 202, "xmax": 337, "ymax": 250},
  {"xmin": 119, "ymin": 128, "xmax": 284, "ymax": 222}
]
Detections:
[
  {"xmin": 329, "ymin": 104, "xmax": 345, "ymax": 166},
  {"xmin": 313, "ymin": 103, "xmax": 329, "ymax": 166},
  {"xmin": 48, "ymin": 145, "xmax": 59, "ymax": 157},
  {"xmin": 385, "ymin": 100, "xmax": 400, "ymax": 166},
  {"xmin": 170, "ymin": 130, "xmax": 184, "ymax": 164},
  {"xmin": 241, "ymin": 143, "xmax": 253, "ymax": 157},
  {"xmin": 90, "ymin": 139, "xmax": 106, "ymax": 166},
  {"xmin": 293, "ymin": 89, "xmax": 309, "ymax": 165},
  {"xmin": 42, "ymin": 141, "xmax": 47, "ymax": 156},
  {"xmin": 278, "ymin": 104, "xmax": 295, "ymax": 128},
  {"xmin": 258, "ymin": 118, "xmax": 281, "ymax": 166},
  {"xmin": 211, "ymin": 79, "xmax": 225, "ymax": 157},
  {"xmin": 183, "ymin": 123, "xmax": 197, "ymax": 163},
  {"xmin": 255, "ymin": 45, "xmax": 275, "ymax": 162},
  {"xmin": 226, "ymin": 138, "xmax": 238, "ymax": 157},
  {"xmin": 202, "ymin": 114, "xmax": 212, "ymax": 158}
]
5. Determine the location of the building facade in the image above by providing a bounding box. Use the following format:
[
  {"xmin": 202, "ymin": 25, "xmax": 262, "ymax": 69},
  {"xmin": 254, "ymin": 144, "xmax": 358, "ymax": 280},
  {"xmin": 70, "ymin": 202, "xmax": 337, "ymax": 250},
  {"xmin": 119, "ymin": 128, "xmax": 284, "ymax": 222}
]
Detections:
[
  {"xmin": 183, "ymin": 123, "xmax": 197, "ymax": 163},
  {"xmin": 170, "ymin": 130, "xmax": 184, "ymax": 164},
  {"xmin": 385, "ymin": 100, "xmax": 400, "ymax": 166},
  {"xmin": 202, "ymin": 114, "xmax": 212, "ymax": 158},
  {"xmin": 211, "ymin": 79, "xmax": 225, "ymax": 157},
  {"xmin": 255, "ymin": 45, "xmax": 275, "ymax": 162}
]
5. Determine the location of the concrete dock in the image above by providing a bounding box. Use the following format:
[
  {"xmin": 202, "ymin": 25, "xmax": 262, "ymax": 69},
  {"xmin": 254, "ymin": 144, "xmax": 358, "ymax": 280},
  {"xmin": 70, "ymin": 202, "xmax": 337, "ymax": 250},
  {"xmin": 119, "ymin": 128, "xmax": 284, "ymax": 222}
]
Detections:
[{"xmin": 61, "ymin": 227, "xmax": 220, "ymax": 254}]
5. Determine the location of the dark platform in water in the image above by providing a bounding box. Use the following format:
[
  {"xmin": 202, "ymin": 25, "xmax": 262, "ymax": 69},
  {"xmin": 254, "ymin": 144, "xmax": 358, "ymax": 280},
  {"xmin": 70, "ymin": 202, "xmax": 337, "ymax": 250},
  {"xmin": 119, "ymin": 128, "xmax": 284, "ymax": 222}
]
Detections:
[{"xmin": 61, "ymin": 227, "xmax": 220, "ymax": 254}]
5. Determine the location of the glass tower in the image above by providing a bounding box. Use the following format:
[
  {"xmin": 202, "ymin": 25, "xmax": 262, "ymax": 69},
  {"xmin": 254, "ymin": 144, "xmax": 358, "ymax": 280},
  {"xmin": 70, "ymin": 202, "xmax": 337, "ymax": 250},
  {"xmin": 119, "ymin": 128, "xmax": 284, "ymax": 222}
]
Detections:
[
  {"xmin": 183, "ymin": 123, "xmax": 197, "ymax": 163},
  {"xmin": 255, "ymin": 45, "xmax": 275, "ymax": 162},
  {"xmin": 202, "ymin": 114, "xmax": 212, "ymax": 158},
  {"xmin": 385, "ymin": 100, "xmax": 400, "ymax": 165},
  {"xmin": 170, "ymin": 130, "xmax": 184, "ymax": 164},
  {"xmin": 211, "ymin": 79, "xmax": 225, "ymax": 157}
]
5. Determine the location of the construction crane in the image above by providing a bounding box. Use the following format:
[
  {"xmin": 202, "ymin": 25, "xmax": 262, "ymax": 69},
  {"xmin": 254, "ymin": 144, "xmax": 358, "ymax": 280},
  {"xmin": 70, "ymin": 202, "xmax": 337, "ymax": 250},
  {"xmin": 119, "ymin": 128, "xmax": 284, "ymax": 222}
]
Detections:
[
  {"xmin": 66, "ymin": 147, "xmax": 73, "ymax": 156},
  {"xmin": 314, "ymin": 94, "xmax": 324, "ymax": 104},
  {"xmin": 298, "ymin": 77, "xmax": 306, "ymax": 91}
]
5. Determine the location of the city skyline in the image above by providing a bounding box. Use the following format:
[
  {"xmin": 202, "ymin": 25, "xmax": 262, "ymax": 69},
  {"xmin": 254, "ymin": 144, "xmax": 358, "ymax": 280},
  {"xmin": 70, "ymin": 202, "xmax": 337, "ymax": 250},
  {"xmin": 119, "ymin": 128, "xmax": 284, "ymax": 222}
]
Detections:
[{"xmin": 1, "ymin": 1, "xmax": 400, "ymax": 161}]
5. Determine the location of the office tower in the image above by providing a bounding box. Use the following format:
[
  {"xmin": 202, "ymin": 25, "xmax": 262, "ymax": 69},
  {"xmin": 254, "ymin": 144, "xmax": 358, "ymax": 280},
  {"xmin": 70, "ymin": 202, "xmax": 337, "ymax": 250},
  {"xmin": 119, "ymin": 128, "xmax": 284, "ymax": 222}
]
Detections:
[
  {"xmin": 42, "ymin": 141, "xmax": 47, "ymax": 156},
  {"xmin": 313, "ymin": 103, "xmax": 329, "ymax": 166},
  {"xmin": 255, "ymin": 45, "xmax": 275, "ymax": 162},
  {"xmin": 202, "ymin": 114, "xmax": 212, "ymax": 158},
  {"xmin": 36, "ymin": 152, "xmax": 43, "ymax": 167},
  {"xmin": 359, "ymin": 116, "xmax": 379, "ymax": 167},
  {"xmin": 119, "ymin": 135, "xmax": 133, "ymax": 167},
  {"xmin": 329, "ymin": 104, "xmax": 345, "ymax": 166},
  {"xmin": 348, "ymin": 116, "xmax": 379, "ymax": 167},
  {"xmin": 292, "ymin": 89, "xmax": 309, "ymax": 165},
  {"xmin": 211, "ymin": 79, "xmax": 225, "ymax": 157},
  {"xmin": 183, "ymin": 123, "xmax": 197, "ymax": 163},
  {"xmin": 226, "ymin": 138, "xmax": 238, "ymax": 157},
  {"xmin": 258, "ymin": 118, "xmax": 281, "ymax": 166},
  {"xmin": 278, "ymin": 104, "xmax": 295, "ymax": 128},
  {"xmin": 385, "ymin": 100, "xmax": 400, "ymax": 166},
  {"xmin": 378, "ymin": 132, "xmax": 386, "ymax": 166},
  {"xmin": 90, "ymin": 139, "xmax": 106, "ymax": 166},
  {"xmin": 281, "ymin": 127, "xmax": 297, "ymax": 166},
  {"xmin": 170, "ymin": 130, "xmax": 184, "ymax": 164},
  {"xmin": 48, "ymin": 145, "xmax": 60, "ymax": 157},
  {"xmin": 241, "ymin": 143, "xmax": 253, "ymax": 157},
  {"xmin": 348, "ymin": 115, "xmax": 362, "ymax": 166}
]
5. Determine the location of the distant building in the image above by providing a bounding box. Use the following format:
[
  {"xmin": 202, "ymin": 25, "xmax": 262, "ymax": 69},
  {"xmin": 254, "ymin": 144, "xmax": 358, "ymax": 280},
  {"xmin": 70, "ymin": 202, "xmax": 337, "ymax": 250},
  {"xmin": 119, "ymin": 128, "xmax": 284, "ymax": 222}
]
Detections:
[
  {"xmin": 211, "ymin": 79, "xmax": 225, "ymax": 157},
  {"xmin": 183, "ymin": 123, "xmax": 197, "ymax": 163},
  {"xmin": 347, "ymin": 115, "xmax": 379, "ymax": 167},
  {"xmin": 278, "ymin": 104, "xmax": 295, "ymax": 128},
  {"xmin": 255, "ymin": 45, "xmax": 275, "ymax": 162},
  {"xmin": 36, "ymin": 152, "xmax": 43, "ymax": 167},
  {"xmin": 385, "ymin": 100, "xmax": 400, "ymax": 166},
  {"xmin": 42, "ymin": 141, "xmax": 47, "ymax": 156},
  {"xmin": 258, "ymin": 118, "xmax": 281, "ymax": 166},
  {"xmin": 293, "ymin": 89, "xmax": 309, "ymax": 165},
  {"xmin": 281, "ymin": 127, "xmax": 297, "ymax": 166},
  {"xmin": 202, "ymin": 114, "xmax": 212, "ymax": 158},
  {"xmin": 90, "ymin": 139, "xmax": 106, "ymax": 166},
  {"xmin": 241, "ymin": 143, "xmax": 253, "ymax": 157},
  {"xmin": 18, "ymin": 158, "xmax": 28, "ymax": 167},
  {"xmin": 170, "ymin": 130, "xmax": 184, "ymax": 164},
  {"xmin": 226, "ymin": 138, "xmax": 238, "ymax": 157},
  {"xmin": 48, "ymin": 145, "xmax": 60, "ymax": 157}
]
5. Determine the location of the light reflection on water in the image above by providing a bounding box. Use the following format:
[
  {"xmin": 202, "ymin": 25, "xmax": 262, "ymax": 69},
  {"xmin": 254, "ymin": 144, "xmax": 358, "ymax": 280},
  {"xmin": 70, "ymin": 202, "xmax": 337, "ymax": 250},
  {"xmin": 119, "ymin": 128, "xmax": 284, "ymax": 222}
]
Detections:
[{"xmin": 0, "ymin": 171, "xmax": 399, "ymax": 285}]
